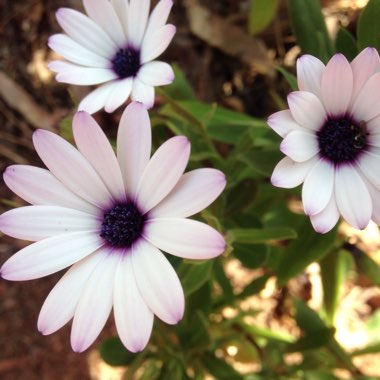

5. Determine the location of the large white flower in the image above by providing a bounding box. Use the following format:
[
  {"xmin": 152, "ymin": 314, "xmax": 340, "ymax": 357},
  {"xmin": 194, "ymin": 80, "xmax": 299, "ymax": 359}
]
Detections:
[
  {"xmin": 48, "ymin": 0, "xmax": 176, "ymax": 113},
  {"xmin": 268, "ymin": 48, "xmax": 380, "ymax": 233},
  {"xmin": 0, "ymin": 102, "xmax": 226, "ymax": 353}
]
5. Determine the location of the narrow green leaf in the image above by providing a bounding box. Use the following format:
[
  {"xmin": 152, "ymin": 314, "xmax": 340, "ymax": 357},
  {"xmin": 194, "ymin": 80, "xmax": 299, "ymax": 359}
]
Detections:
[
  {"xmin": 295, "ymin": 299, "xmax": 327, "ymax": 332},
  {"xmin": 234, "ymin": 243, "xmax": 269, "ymax": 269},
  {"xmin": 237, "ymin": 274, "xmax": 270, "ymax": 299},
  {"xmin": 249, "ymin": 0, "xmax": 280, "ymax": 35},
  {"xmin": 276, "ymin": 66, "xmax": 298, "ymax": 91},
  {"xmin": 350, "ymin": 246, "xmax": 380, "ymax": 286},
  {"xmin": 335, "ymin": 27, "xmax": 358, "ymax": 61},
  {"xmin": 162, "ymin": 63, "xmax": 195, "ymax": 100},
  {"xmin": 304, "ymin": 370, "xmax": 340, "ymax": 380},
  {"xmin": 202, "ymin": 353, "xmax": 244, "ymax": 380},
  {"xmin": 99, "ymin": 337, "xmax": 136, "ymax": 366},
  {"xmin": 183, "ymin": 310, "xmax": 211, "ymax": 349},
  {"xmin": 357, "ymin": 0, "xmax": 380, "ymax": 52},
  {"xmin": 228, "ymin": 227, "xmax": 297, "ymax": 244},
  {"xmin": 181, "ymin": 261, "xmax": 213, "ymax": 296},
  {"xmin": 237, "ymin": 321, "xmax": 295, "ymax": 343}
]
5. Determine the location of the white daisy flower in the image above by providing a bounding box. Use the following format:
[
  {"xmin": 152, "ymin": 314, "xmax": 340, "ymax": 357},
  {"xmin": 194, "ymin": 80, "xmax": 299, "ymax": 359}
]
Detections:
[
  {"xmin": 268, "ymin": 48, "xmax": 380, "ymax": 233},
  {"xmin": 48, "ymin": 0, "xmax": 176, "ymax": 113},
  {"xmin": 0, "ymin": 102, "xmax": 226, "ymax": 353}
]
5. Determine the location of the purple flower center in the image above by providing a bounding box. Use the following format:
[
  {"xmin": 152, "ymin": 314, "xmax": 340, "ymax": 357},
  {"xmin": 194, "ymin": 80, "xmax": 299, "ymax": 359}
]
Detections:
[
  {"xmin": 111, "ymin": 47, "xmax": 141, "ymax": 79},
  {"xmin": 317, "ymin": 117, "xmax": 368, "ymax": 164},
  {"xmin": 100, "ymin": 203, "xmax": 145, "ymax": 247}
]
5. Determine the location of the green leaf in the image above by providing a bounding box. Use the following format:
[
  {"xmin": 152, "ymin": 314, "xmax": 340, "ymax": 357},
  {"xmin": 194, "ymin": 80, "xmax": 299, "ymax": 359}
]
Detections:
[
  {"xmin": 237, "ymin": 321, "xmax": 294, "ymax": 343},
  {"xmin": 276, "ymin": 221, "xmax": 337, "ymax": 285},
  {"xmin": 288, "ymin": 0, "xmax": 333, "ymax": 61},
  {"xmin": 99, "ymin": 337, "xmax": 136, "ymax": 366},
  {"xmin": 162, "ymin": 63, "xmax": 195, "ymax": 100},
  {"xmin": 249, "ymin": 0, "xmax": 280, "ymax": 35},
  {"xmin": 214, "ymin": 260, "xmax": 234, "ymax": 302},
  {"xmin": 295, "ymin": 299, "xmax": 327, "ymax": 333},
  {"xmin": 287, "ymin": 328, "xmax": 334, "ymax": 352},
  {"xmin": 202, "ymin": 353, "xmax": 244, "ymax": 380},
  {"xmin": 351, "ymin": 342, "xmax": 380, "ymax": 356},
  {"xmin": 335, "ymin": 27, "xmax": 358, "ymax": 61},
  {"xmin": 183, "ymin": 310, "xmax": 211, "ymax": 349},
  {"xmin": 228, "ymin": 227, "xmax": 297, "ymax": 244},
  {"xmin": 304, "ymin": 370, "xmax": 340, "ymax": 380},
  {"xmin": 357, "ymin": 0, "xmax": 380, "ymax": 52},
  {"xmin": 180, "ymin": 260, "xmax": 214, "ymax": 296},
  {"xmin": 350, "ymin": 246, "xmax": 380, "ymax": 286},
  {"xmin": 237, "ymin": 274, "xmax": 270, "ymax": 299},
  {"xmin": 241, "ymin": 148, "xmax": 284, "ymax": 177},
  {"xmin": 234, "ymin": 243, "xmax": 269, "ymax": 269},
  {"xmin": 276, "ymin": 66, "xmax": 298, "ymax": 91}
]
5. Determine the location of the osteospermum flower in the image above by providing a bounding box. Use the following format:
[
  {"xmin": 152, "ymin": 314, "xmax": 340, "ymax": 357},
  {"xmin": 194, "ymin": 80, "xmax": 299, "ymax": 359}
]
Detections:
[
  {"xmin": 268, "ymin": 48, "xmax": 380, "ymax": 233},
  {"xmin": 0, "ymin": 102, "xmax": 226, "ymax": 352},
  {"xmin": 48, "ymin": 0, "xmax": 176, "ymax": 113}
]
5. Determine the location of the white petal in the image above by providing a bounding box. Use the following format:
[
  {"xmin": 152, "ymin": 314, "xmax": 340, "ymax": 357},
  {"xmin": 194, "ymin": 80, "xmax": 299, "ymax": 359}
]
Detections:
[
  {"xmin": 3, "ymin": 165, "xmax": 97, "ymax": 214},
  {"xmin": 110, "ymin": 0, "xmax": 128, "ymax": 35},
  {"xmin": 104, "ymin": 78, "xmax": 133, "ymax": 113},
  {"xmin": 356, "ymin": 152, "xmax": 380, "ymax": 189},
  {"xmin": 144, "ymin": 0, "xmax": 173, "ymax": 40},
  {"xmin": 73, "ymin": 112, "xmax": 126, "ymax": 202},
  {"xmin": 143, "ymin": 218, "xmax": 225, "ymax": 259},
  {"xmin": 117, "ymin": 102, "xmax": 152, "ymax": 198},
  {"xmin": 287, "ymin": 91, "xmax": 326, "ymax": 131},
  {"xmin": 361, "ymin": 175, "xmax": 380, "ymax": 225},
  {"xmin": 48, "ymin": 34, "xmax": 109, "ymax": 68},
  {"xmin": 49, "ymin": 61, "xmax": 116, "ymax": 85},
  {"xmin": 56, "ymin": 8, "xmax": 117, "ymax": 57},
  {"xmin": 310, "ymin": 194, "xmax": 340, "ymax": 234},
  {"xmin": 0, "ymin": 232, "xmax": 104, "ymax": 281},
  {"xmin": 351, "ymin": 47, "xmax": 380, "ymax": 102},
  {"xmin": 335, "ymin": 164, "xmax": 372, "ymax": 229},
  {"xmin": 38, "ymin": 248, "xmax": 105, "ymax": 335},
  {"xmin": 302, "ymin": 159, "xmax": 334, "ymax": 216},
  {"xmin": 132, "ymin": 239, "xmax": 184, "ymax": 325},
  {"xmin": 141, "ymin": 24, "xmax": 176, "ymax": 63},
  {"xmin": 0, "ymin": 205, "xmax": 100, "ymax": 241},
  {"xmin": 71, "ymin": 250, "xmax": 119, "ymax": 352},
  {"xmin": 113, "ymin": 253, "xmax": 154, "ymax": 352},
  {"xmin": 368, "ymin": 133, "xmax": 380, "ymax": 147},
  {"xmin": 271, "ymin": 156, "xmax": 318, "ymax": 188},
  {"xmin": 131, "ymin": 78, "xmax": 155, "ymax": 108},
  {"xmin": 83, "ymin": 0, "xmax": 125, "ymax": 46},
  {"xmin": 280, "ymin": 130, "xmax": 319, "ymax": 162},
  {"xmin": 78, "ymin": 82, "xmax": 116, "ymax": 114},
  {"xmin": 267, "ymin": 110, "xmax": 302, "ymax": 138},
  {"xmin": 33, "ymin": 129, "xmax": 113, "ymax": 209},
  {"xmin": 351, "ymin": 72, "xmax": 380, "ymax": 121},
  {"xmin": 136, "ymin": 136, "xmax": 190, "ymax": 213},
  {"xmin": 128, "ymin": 0, "xmax": 150, "ymax": 47},
  {"xmin": 150, "ymin": 169, "xmax": 226, "ymax": 218},
  {"xmin": 137, "ymin": 61, "xmax": 174, "ymax": 86},
  {"xmin": 321, "ymin": 54, "xmax": 353, "ymax": 116},
  {"xmin": 297, "ymin": 54, "xmax": 325, "ymax": 97}
]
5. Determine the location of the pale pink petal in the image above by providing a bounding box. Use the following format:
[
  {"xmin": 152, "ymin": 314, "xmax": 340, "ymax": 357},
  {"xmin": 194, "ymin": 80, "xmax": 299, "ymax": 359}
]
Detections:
[
  {"xmin": 83, "ymin": 0, "xmax": 125, "ymax": 46},
  {"xmin": 351, "ymin": 47, "xmax": 380, "ymax": 102},
  {"xmin": 144, "ymin": 0, "xmax": 173, "ymax": 40},
  {"xmin": 128, "ymin": 0, "xmax": 150, "ymax": 47},
  {"xmin": 267, "ymin": 110, "xmax": 302, "ymax": 138},
  {"xmin": 287, "ymin": 91, "xmax": 326, "ymax": 130},
  {"xmin": 114, "ymin": 252, "xmax": 154, "ymax": 352},
  {"xmin": 117, "ymin": 102, "xmax": 151, "ymax": 198},
  {"xmin": 3, "ymin": 165, "xmax": 97, "ymax": 214},
  {"xmin": 310, "ymin": 194, "xmax": 340, "ymax": 234},
  {"xmin": 104, "ymin": 78, "xmax": 133, "ymax": 113},
  {"xmin": 38, "ymin": 248, "xmax": 105, "ymax": 335},
  {"xmin": 137, "ymin": 61, "xmax": 174, "ymax": 86},
  {"xmin": 71, "ymin": 250, "xmax": 119, "ymax": 352},
  {"xmin": 48, "ymin": 34, "xmax": 109, "ymax": 68},
  {"xmin": 351, "ymin": 72, "xmax": 380, "ymax": 121},
  {"xmin": 280, "ymin": 130, "xmax": 319, "ymax": 162},
  {"xmin": 321, "ymin": 54, "xmax": 353, "ymax": 116},
  {"xmin": 141, "ymin": 24, "xmax": 176, "ymax": 63},
  {"xmin": 271, "ymin": 156, "xmax": 318, "ymax": 188},
  {"xmin": 143, "ymin": 218, "xmax": 225, "ymax": 259},
  {"xmin": 56, "ymin": 8, "xmax": 117, "ymax": 57},
  {"xmin": 110, "ymin": 0, "xmax": 128, "ymax": 34},
  {"xmin": 368, "ymin": 133, "xmax": 380, "ymax": 147},
  {"xmin": 297, "ymin": 54, "xmax": 325, "ymax": 97},
  {"xmin": 131, "ymin": 78, "xmax": 155, "ymax": 108},
  {"xmin": 73, "ymin": 112, "xmax": 126, "ymax": 202},
  {"xmin": 136, "ymin": 136, "xmax": 190, "ymax": 213},
  {"xmin": 150, "ymin": 169, "xmax": 226, "ymax": 218},
  {"xmin": 335, "ymin": 164, "xmax": 372, "ymax": 229},
  {"xmin": 302, "ymin": 159, "xmax": 334, "ymax": 216},
  {"xmin": 78, "ymin": 82, "xmax": 116, "ymax": 114},
  {"xmin": 0, "ymin": 232, "xmax": 104, "ymax": 281},
  {"xmin": 48, "ymin": 61, "xmax": 117, "ymax": 85},
  {"xmin": 33, "ymin": 129, "xmax": 113, "ymax": 209},
  {"xmin": 356, "ymin": 152, "xmax": 380, "ymax": 189},
  {"xmin": 132, "ymin": 239, "xmax": 184, "ymax": 324},
  {"xmin": 0, "ymin": 206, "xmax": 100, "ymax": 241},
  {"xmin": 361, "ymin": 175, "xmax": 380, "ymax": 225}
]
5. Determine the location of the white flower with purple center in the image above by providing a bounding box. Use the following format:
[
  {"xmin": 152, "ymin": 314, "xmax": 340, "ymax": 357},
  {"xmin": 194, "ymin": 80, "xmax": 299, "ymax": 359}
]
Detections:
[
  {"xmin": 268, "ymin": 48, "xmax": 380, "ymax": 233},
  {"xmin": 48, "ymin": 0, "xmax": 176, "ymax": 113},
  {"xmin": 0, "ymin": 102, "xmax": 226, "ymax": 353}
]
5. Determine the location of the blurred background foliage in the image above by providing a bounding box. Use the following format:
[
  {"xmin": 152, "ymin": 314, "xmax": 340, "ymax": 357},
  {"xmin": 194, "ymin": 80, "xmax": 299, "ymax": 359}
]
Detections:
[{"xmin": 1, "ymin": 0, "xmax": 380, "ymax": 379}]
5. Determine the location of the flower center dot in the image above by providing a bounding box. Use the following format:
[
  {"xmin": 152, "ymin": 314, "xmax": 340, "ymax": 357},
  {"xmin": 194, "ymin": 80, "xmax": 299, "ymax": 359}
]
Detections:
[
  {"xmin": 100, "ymin": 203, "xmax": 145, "ymax": 247},
  {"xmin": 317, "ymin": 117, "xmax": 368, "ymax": 164},
  {"xmin": 111, "ymin": 47, "xmax": 141, "ymax": 79}
]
